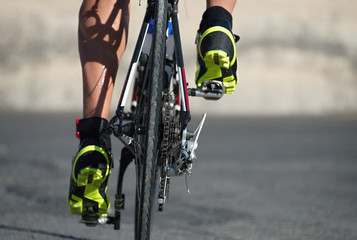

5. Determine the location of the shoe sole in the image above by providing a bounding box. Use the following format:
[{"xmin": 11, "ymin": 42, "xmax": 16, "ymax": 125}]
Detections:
[
  {"xmin": 199, "ymin": 50, "xmax": 236, "ymax": 94},
  {"xmin": 69, "ymin": 168, "xmax": 110, "ymax": 217}
]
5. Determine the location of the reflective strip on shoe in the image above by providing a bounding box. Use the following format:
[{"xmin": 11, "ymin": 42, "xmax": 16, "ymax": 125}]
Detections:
[
  {"xmin": 69, "ymin": 167, "xmax": 110, "ymax": 216},
  {"xmin": 69, "ymin": 195, "xmax": 82, "ymax": 215},
  {"xmin": 222, "ymin": 76, "xmax": 236, "ymax": 94},
  {"xmin": 72, "ymin": 145, "xmax": 110, "ymax": 183},
  {"xmin": 196, "ymin": 51, "xmax": 229, "ymax": 87},
  {"xmin": 82, "ymin": 173, "xmax": 110, "ymax": 216},
  {"xmin": 199, "ymin": 26, "xmax": 237, "ymax": 66},
  {"xmin": 77, "ymin": 168, "xmax": 103, "ymax": 187}
]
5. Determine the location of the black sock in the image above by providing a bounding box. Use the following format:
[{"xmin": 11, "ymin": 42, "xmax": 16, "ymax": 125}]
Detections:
[{"xmin": 198, "ymin": 6, "xmax": 233, "ymax": 33}]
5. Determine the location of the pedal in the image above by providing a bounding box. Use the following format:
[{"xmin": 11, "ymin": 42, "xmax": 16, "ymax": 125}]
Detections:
[
  {"xmin": 188, "ymin": 80, "xmax": 224, "ymax": 100},
  {"xmin": 79, "ymin": 215, "xmax": 109, "ymax": 227},
  {"xmin": 79, "ymin": 199, "xmax": 109, "ymax": 227},
  {"xmin": 79, "ymin": 215, "xmax": 99, "ymax": 227},
  {"xmin": 201, "ymin": 80, "xmax": 225, "ymax": 94}
]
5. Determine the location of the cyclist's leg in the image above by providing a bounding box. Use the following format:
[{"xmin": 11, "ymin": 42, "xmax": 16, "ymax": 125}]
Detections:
[
  {"xmin": 68, "ymin": 0, "xmax": 130, "ymax": 219},
  {"xmin": 196, "ymin": 0, "xmax": 239, "ymax": 94},
  {"xmin": 206, "ymin": 0, "xmax": 236, "ymax": 13},
  {"xmin": 79, "ymin": 0, "xmax": 130, "ymax": 119}
]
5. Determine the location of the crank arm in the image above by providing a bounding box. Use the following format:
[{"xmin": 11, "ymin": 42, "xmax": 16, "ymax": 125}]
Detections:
[{"xmin": 188, "ymin": 80, "xmax": 225, "ymax": 100}]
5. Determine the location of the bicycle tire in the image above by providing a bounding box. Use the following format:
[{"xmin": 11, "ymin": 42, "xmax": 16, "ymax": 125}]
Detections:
[{"xmin": 134, "ymin": 0, "xmax": 167, "ymax": 239}]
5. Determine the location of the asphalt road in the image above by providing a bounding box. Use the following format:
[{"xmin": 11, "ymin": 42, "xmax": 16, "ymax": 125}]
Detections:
[{"xmin": 0, "ymin": 112, "xmax": 356, "ymax": 240}]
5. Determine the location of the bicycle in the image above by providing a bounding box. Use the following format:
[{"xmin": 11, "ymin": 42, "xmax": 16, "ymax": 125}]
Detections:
[{"xmin": 79, "ymin": 0, "xmax": 225, "ymax": 239}]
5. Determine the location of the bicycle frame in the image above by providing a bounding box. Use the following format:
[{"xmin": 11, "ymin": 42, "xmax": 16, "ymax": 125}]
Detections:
[
  {"xmin": 104, "ymin": 0, "xmax": 223, "ymax": 233},
  {"xmin": 114, "ymin": 0, "xmax": 190, "ymax": 133}
]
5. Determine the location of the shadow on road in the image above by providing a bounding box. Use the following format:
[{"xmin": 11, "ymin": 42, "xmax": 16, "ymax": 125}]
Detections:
[{"xmin": 0, "ymin": 224, "xmax": 88, "ymax": 240}]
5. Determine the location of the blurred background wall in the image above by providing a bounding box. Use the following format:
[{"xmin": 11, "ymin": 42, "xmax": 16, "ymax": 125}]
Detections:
[{"xmin": 1, "ymin": 0, "xmax": 356, "ymax": 116}]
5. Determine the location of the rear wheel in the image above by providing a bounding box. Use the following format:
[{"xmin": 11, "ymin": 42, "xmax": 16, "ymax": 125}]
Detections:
[{"xmin": 134, "ymin": 0, "xmax": 167, "ymax": 239}]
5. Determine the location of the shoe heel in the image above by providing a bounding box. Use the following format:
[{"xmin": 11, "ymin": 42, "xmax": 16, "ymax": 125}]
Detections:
[
  {"xmin": 77, "ymin": 168, "xmax": 110, "ymax": 217},
  {"xmin": 77, "ymin": 168, "xmax": 104, "ymax": 188},
  {"xmin": 204, "ymin": 51, "xmax": 230, "ymax": 69}
]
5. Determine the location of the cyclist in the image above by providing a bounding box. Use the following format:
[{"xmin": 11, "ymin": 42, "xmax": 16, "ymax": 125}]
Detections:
[{"xmin": 68, "ymin": 0, "xmax": 239, "ymax": 219}]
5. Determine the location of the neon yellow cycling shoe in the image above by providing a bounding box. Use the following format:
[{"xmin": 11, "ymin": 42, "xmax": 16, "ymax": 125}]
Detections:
[
  {"xmin": 68, "ymin": 118, "xmax": 113, "ymax": 220},
  {"xmin": 195, "ymin": 6, "xmax": 239, "ymax": 94}
]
